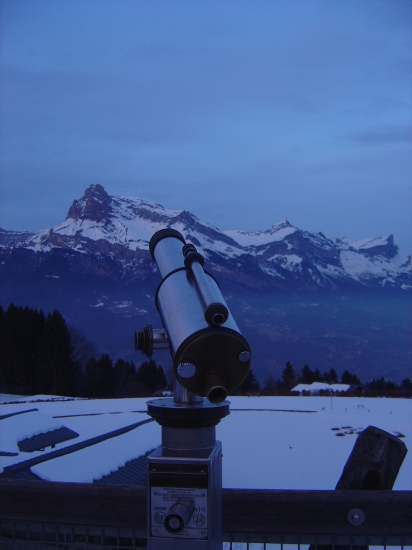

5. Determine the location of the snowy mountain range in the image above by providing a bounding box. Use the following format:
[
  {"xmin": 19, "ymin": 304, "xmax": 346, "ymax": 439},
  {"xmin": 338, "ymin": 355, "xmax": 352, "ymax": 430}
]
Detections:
[
  {"xmin": 1, "ymin": 184, "xmax": 411, "ymax": 383},
  {"xmin": 1, "ymin": 184, "xmax": 410, "ymax": 291}
]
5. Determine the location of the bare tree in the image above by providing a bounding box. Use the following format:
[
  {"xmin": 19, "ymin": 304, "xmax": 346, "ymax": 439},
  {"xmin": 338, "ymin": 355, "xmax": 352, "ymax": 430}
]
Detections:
[{"xmin": 69, "ymin": 326, "xmax": 97, "ymax": 369}]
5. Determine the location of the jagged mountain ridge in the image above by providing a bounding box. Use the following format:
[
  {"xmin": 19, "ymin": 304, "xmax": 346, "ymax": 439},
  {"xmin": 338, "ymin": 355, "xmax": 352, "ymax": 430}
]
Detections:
[{"xmin": 1, "ymin": 184, "xmax": 410, "ymax": 291}]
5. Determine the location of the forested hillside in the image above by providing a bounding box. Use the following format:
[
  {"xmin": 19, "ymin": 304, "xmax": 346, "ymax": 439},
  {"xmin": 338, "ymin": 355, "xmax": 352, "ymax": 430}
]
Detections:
[
  {"xmin": 1, "ymin": 304, "xmax": 410, "ymax": 398},
  {"xmin": 0, "ymin": 304, "xmax": 167, "ymax": 397}
]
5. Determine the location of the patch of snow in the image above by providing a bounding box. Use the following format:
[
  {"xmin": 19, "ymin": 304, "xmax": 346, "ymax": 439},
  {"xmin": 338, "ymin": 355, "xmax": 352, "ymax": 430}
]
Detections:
[
  {"xmin": 267, "ymin": 254, "xmax": 302, "ymax": 271},
  {"xmin": 0, "ymin": 410, "xmax": 64, "ymax": 454},
  {"xmin": 0, "ymin": 393, "xmax": 27, "ymax": 403},
  {"xmin": 259, "ymin": 264, "xmax": 285, "ymax": 278},
  {"xmin": 217, "ymin": 396, "xmax": 411, "ymax": 490},
  {"xmin": 314, "ymin": 263, "xmax": 348, "ymax": 279},
  {"xmin": 31, "ymin": 422, "xmax": 161, "ymax": 483},
  {"xmin": 224, "ymin": 220, "xmax": 296, "ymax": 247},
  {"xmin": 337, "ymin": 236, "xmax": 391, "ymax": 250},
  {"xmin": 0, "ymin": 395, "xmax": 410, "ymax": 489},
  {"xmin": 401, "ymin": 283, "xmax": 412, "ymax": 290},
  {"xmin": 34, "ymin": 197, "xmax": 246, "ymax": 260},
  {"xmin": 340, "ymin": 250, "xmax": 411, "ymax": 280},
  {"xmin": 184, "ymin": 233, "xmax": 245, "ymax": 259}
]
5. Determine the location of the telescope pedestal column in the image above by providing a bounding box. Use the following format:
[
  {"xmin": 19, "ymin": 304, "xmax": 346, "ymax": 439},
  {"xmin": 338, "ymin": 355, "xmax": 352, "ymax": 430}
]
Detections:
[{"xmin": 146, "ymin": 394, "xmax": 229, "ymax": 550}]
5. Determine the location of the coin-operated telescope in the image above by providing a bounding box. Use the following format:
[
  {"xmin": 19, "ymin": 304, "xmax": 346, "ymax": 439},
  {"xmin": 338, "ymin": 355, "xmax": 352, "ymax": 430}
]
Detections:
[
  {"xmin": 135, "ymin": 228, "xmax": 251, "ymax": 550},
  {"xmin": 135, "ymin": 228, "xmax": 251, "ymax": 403}
]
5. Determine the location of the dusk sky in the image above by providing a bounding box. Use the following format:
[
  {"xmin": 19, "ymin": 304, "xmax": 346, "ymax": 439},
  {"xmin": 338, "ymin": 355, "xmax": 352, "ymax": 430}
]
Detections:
[{"xmin": 1, "ymin": 0, "xmax": 411, "ymax": 252}]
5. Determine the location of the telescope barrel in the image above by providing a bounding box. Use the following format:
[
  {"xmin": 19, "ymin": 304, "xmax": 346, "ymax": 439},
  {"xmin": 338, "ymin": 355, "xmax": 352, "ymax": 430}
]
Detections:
[
  {"xmin": 147, "ymin": 228, "xmax": 251, "ymax": 403},
  {"xmin": 149, "ymin": 228, "xmax": 186, "ymax": 276}
]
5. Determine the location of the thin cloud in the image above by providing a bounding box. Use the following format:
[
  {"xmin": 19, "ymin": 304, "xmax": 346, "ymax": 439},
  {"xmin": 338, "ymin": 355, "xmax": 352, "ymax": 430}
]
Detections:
[{"xmin": 347, "ymin": 124, "xmax": 412, "ymax": 145}]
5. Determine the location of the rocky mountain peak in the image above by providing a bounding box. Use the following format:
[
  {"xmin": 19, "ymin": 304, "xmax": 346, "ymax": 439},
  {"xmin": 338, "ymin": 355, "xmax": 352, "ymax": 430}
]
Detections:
[
  {"xmin": 272, "ymin": 218, "xmax": 293, "ymax": 228},
  {"xmin": 365, "ymin": 234, "xmax": 398, "ymax": 259},
  {"xmin": 67, "ymin": 184, "xmax": 112, "ymax": 222},
  {"xmin": 334, "ymin": 234, "xmax": 399, "ymax": 259}
]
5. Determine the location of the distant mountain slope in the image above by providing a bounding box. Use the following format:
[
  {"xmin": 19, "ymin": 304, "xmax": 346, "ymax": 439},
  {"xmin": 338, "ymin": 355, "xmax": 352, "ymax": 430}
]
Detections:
[
  {"xmin": 1, "ymin": 184, "xmax": 410, "ymax": 291},
  {"xmin": 0, "ymin": 229, "xmax": 35, "ymax": 247}
]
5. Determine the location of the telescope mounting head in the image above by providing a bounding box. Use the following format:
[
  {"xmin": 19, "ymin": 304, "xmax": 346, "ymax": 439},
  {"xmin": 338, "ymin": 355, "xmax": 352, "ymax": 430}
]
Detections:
[{"xmin": 135, "ymin": 229, "xmax": 251, "ymax": 404}]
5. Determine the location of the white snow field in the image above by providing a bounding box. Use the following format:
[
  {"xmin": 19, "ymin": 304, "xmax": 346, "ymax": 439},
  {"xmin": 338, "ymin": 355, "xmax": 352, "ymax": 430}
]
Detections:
[{"xmin": 1, "ymin": 394, "xmax": 410, "ymax": 490}]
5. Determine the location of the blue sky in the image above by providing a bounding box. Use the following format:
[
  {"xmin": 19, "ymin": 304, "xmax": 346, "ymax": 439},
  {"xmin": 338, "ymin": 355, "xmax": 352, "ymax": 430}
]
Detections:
[{"xmin": 1, "ymin": 0, "xmax": 411, "ymax": 252}]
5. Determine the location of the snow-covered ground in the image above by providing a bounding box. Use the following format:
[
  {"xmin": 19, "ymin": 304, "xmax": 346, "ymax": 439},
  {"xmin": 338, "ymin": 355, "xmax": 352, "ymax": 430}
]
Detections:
[{"xmin": 0, "ymin": 394, "xmax": 410, "ymax": 490}]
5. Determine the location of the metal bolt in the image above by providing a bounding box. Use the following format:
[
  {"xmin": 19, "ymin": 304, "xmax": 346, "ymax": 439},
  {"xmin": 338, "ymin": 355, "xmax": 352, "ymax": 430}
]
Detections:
[
  {"xmin": 347, "ymin": 508, "xmax": 365, "ymax": 526},
  {"xmin": 239, "ymin": 351, "xmax": 251, "ymax": 362},
  {"xmin": 178, "ymin": 362, "xmax": 196, "ymax": 378}
]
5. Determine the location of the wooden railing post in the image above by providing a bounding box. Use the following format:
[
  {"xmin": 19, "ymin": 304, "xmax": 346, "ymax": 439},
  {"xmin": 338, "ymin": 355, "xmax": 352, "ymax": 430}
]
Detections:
[
  {"xmin": 311, "ymin": 425, "xmax": 408, "ymax": 550},
  {"xmin": 335, "ymin": 425, "xmax": 407, "ymax": 490}
]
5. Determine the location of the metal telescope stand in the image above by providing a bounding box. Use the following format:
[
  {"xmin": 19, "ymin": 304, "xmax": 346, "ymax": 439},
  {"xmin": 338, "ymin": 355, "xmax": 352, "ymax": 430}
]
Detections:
[
  {"xmin": 146, "ymin": 379, "xmax": 229, "ymax": 550},
  {"xmin": 136, "ymin": 228, "xmax": 250, "ymax": 549}
]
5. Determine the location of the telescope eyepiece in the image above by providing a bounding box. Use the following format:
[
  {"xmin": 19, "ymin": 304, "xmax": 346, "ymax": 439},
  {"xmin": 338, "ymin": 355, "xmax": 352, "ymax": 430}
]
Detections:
[
  {"xmin": 208, "ymin": 386, "xmax": 227, "ymax": 404},
  {"xmin": 204, "ymin": 303, "xmax": 228, "ymax": 326},
  {"xmin": 201, "ymin": 372, "xmax": 228, "ymax": 404}
]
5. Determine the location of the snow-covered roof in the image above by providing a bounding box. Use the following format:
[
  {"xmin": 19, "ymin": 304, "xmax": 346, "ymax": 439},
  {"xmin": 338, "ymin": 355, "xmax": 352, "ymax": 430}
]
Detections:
[{"xmin": 292, "ymin": 382, "xmax": 350, "ymax": 393}]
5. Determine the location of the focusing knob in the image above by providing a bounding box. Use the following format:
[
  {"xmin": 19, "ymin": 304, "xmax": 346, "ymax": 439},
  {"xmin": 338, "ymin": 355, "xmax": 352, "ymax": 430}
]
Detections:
[{"xmin": 182, "ymin": 243, "xmax": 205, "ymax": 267}]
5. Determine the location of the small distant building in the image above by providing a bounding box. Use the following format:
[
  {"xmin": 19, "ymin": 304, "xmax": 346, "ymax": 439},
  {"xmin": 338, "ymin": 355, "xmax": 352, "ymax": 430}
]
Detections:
[{"xmin": 292, "ymin": 382, "xmax": 350, "ymax": 395}]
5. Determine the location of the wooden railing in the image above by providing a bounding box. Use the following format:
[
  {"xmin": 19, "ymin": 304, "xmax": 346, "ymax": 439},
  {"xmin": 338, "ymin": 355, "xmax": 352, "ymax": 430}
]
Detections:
[{"xmin": 1, "ymin": 480, "xmax": 411, "ymax": 548}]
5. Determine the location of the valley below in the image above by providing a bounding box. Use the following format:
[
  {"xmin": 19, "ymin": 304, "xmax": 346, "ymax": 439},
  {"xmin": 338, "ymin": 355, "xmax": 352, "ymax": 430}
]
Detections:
[{"xmin": 1, "ymin": 267, "xmax": 410, "ymax": 384}]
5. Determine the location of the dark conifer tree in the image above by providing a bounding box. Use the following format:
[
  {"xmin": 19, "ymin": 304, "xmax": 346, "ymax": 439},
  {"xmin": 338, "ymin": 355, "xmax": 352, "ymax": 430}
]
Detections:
[
  {"xmin": 341, "ymin": 370, "xmax": 361, "ymax": 385},
  {"xmin": 156, "ymin": 365, "xmax": 167, "ymax": 391},
  {"xmin": 0, "ymin": 304, "xmax": 46, "ymax": 394},
  {"xmin": 282, "ymin": 361, "xmax": 296, "ymax": 389},
  {"xmin": 400, "ymin": 378, "xmax": 412, "ymax": 392},
  {"xmin": 313, "ymin": 368, "xmax": 323, "ymax": 382},
  {"xmin": 37, "ymin": 310, "xmax": 74, "ymax": 395},
  {"xmin": 238, "ymin": 368, "xmax": 260, "ymax": 394},
  {"xmin": 83, "ymin": 357, "xmax": 100, "ymax": 397},
  {"xmin": 262, "ymin": 373, "xmax": 277, "ymax": 395},
  {"xmin": 301, "ymin": 364, "xmax": 315, "ymax": 384},
  {"xmin": 366, "ymin": 377, "xmax": 396, "ymax": 395},
  {"xmin": 113, "ymin": 358, "xmax": 138, "ymax": 396},
  {"xmin": 324, "ymin": 368, "xmax": 338, "ymax": 384},
  {"xmin": 136, "ymin": 360, "xmax": 167, "ymax": 394},
  {"xmin": 95, "ymin": 354, "xmax": 115, "ymax": 397}
]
